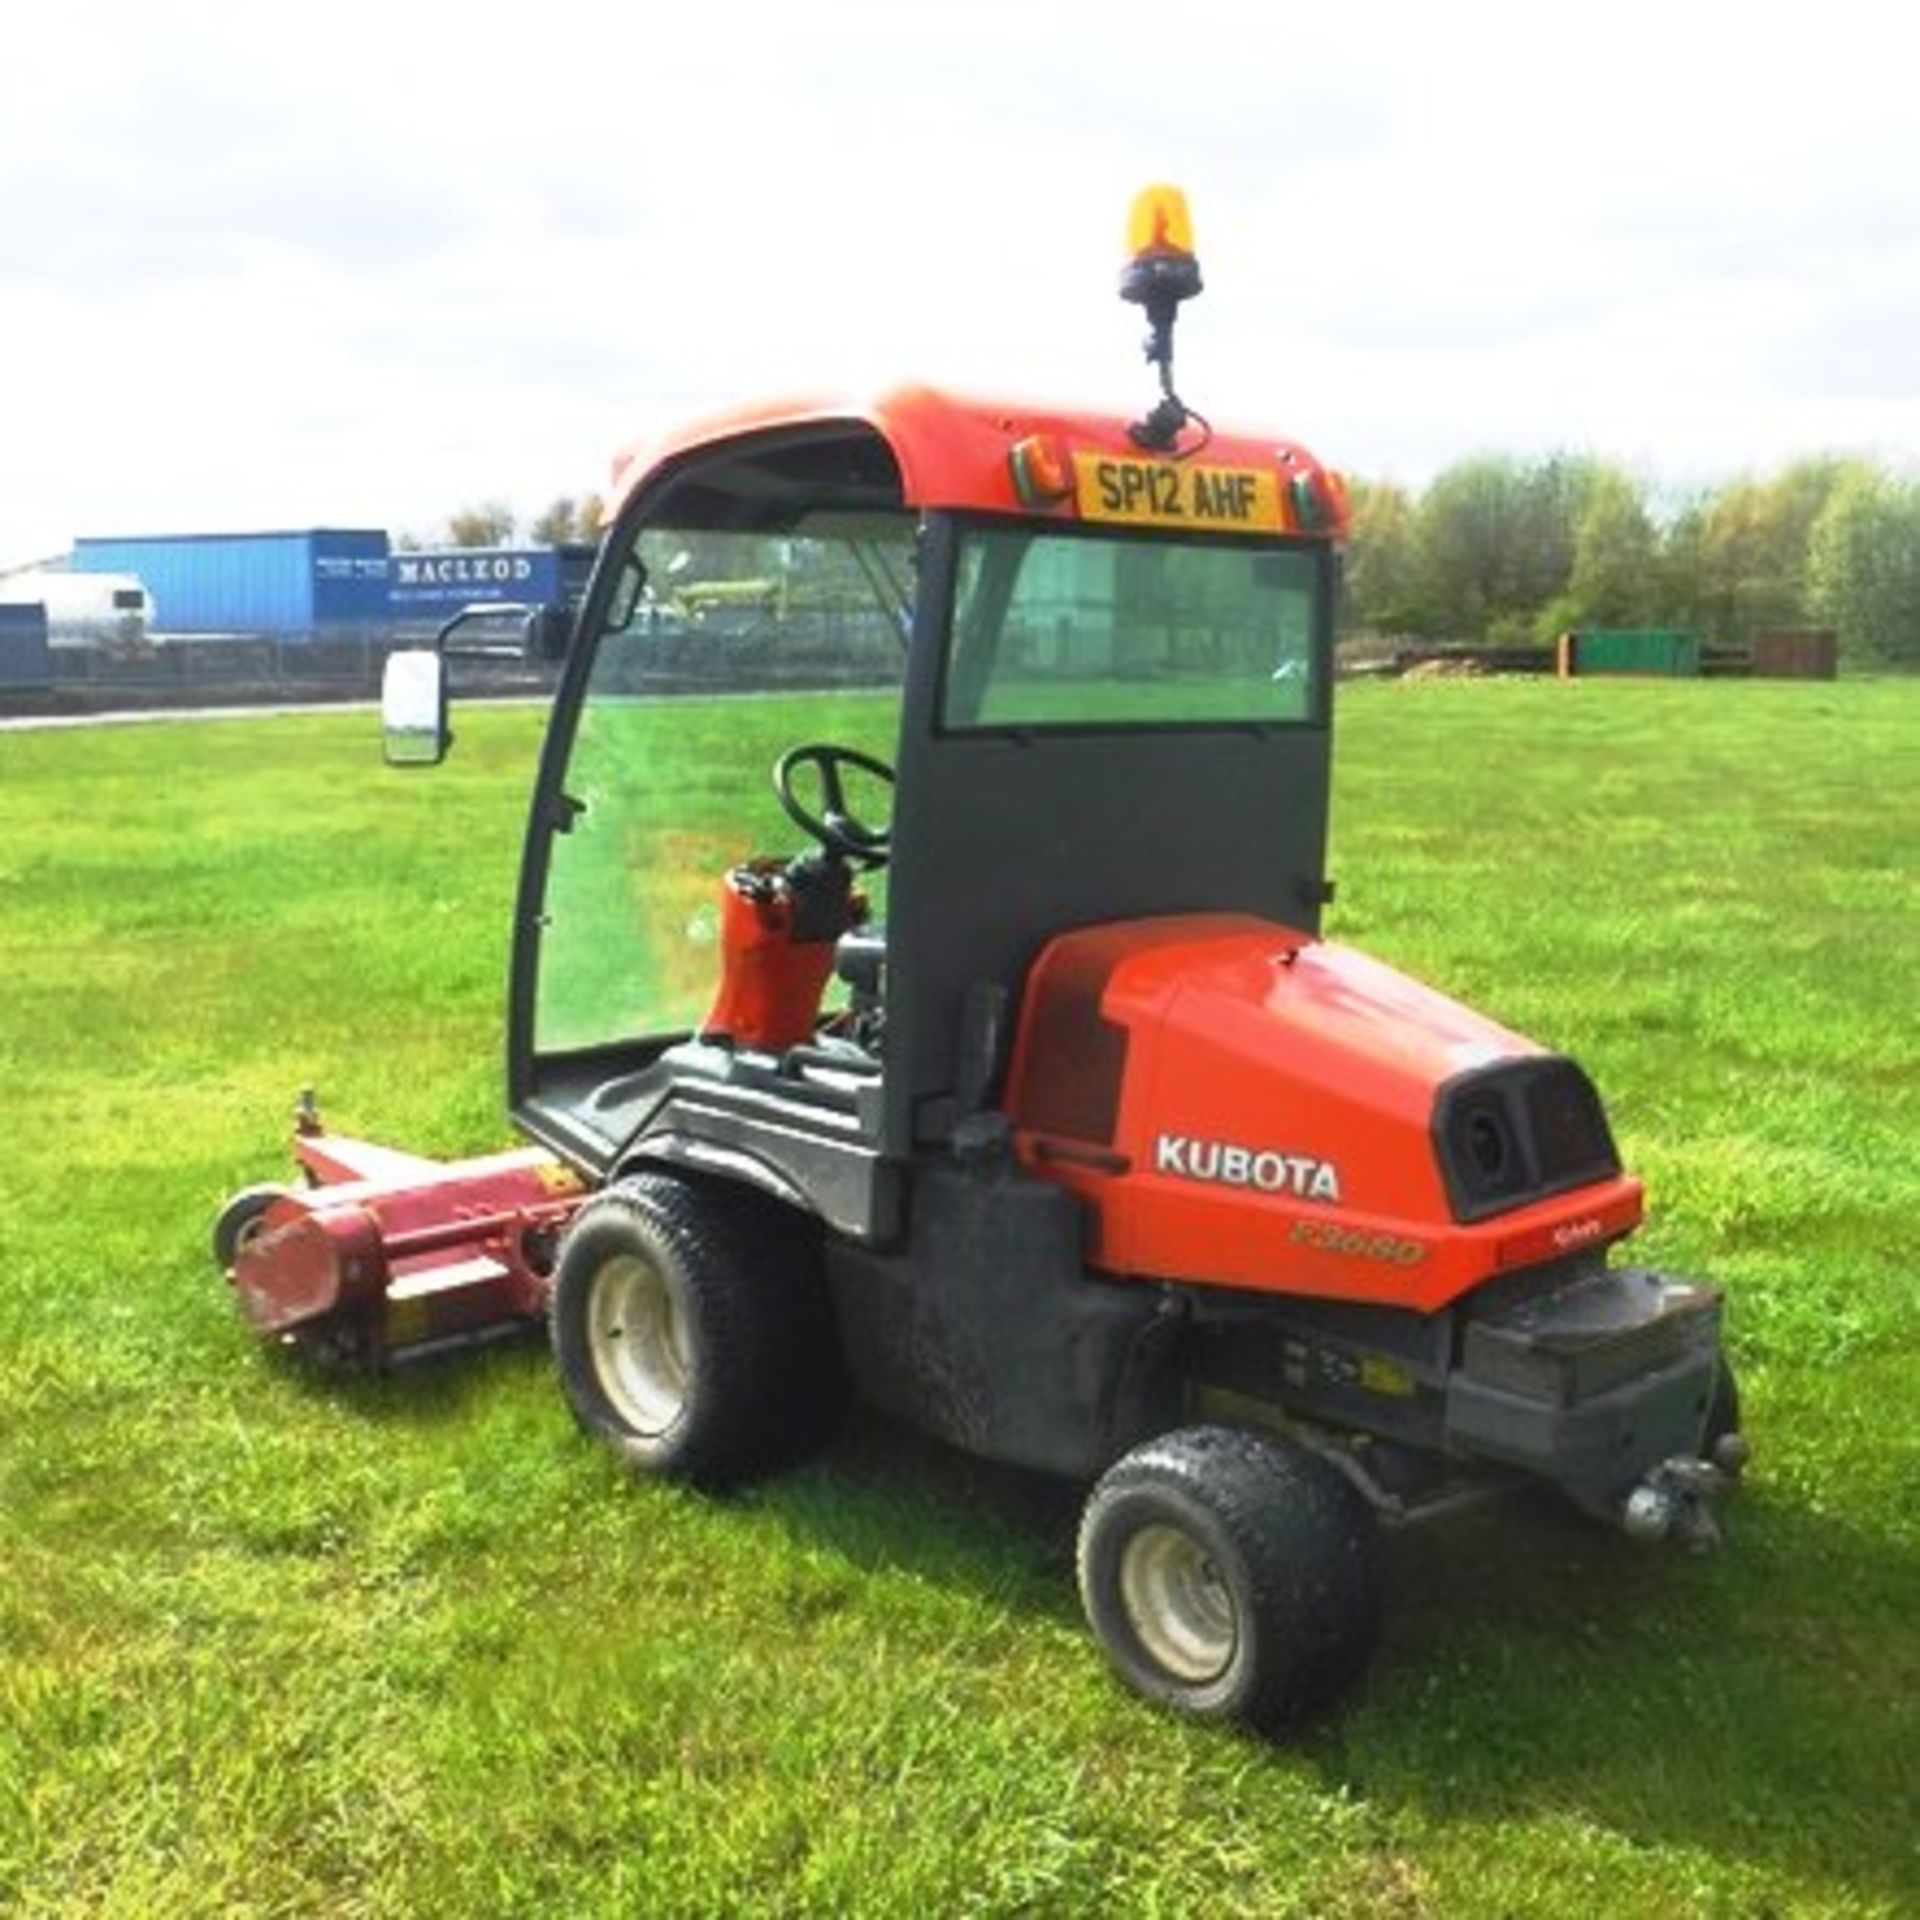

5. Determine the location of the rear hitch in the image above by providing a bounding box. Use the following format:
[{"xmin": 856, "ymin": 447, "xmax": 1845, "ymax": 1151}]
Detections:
[{"xmin": 1619, "ymin": 1443, "xmax": 1745, "ymax": 1552}]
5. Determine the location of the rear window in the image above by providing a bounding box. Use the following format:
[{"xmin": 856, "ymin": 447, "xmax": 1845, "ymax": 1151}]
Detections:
[{"xmin": 941, "ymin": 525, "xmax": 1325, "ymax": 731}]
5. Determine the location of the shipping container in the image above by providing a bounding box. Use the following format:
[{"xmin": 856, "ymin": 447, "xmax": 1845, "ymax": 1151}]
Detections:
[
  {"xmin": 0, "ymin": 601, "xmax": 52, "ymax": 690},
  {"xmin": 1748, "ymin": 628, "xmax": 1839, "ymax": 680},
  {"xmin": 386, "ymin": 544, "xmax": 596, "ymax": 623},
  {"xmin": 1566, "ymin": 630, "xmax": 1701, "ymax": 678},
  {"xmin": 71, "ymin": 531, "xmax": 389, "ymax": 636}
]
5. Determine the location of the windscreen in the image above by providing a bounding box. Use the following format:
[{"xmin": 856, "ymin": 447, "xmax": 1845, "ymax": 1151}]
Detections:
[{"xmin": 941, "ymin": 525, "xmax": 1326, "ymax": 730}]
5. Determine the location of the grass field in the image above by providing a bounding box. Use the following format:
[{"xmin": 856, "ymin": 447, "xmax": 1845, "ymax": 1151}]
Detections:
[{"xmin": 1, "ymin": 679, "xmax": 1916, "ymax": 1917}]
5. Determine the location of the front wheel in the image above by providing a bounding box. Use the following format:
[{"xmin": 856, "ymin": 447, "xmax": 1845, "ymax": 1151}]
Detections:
[
  {"xmin": 549, "ymin": 1172, "xmax": 840, "ymax": 1488},
  {"xmin": 1078, "ymin": 1425, "xmax": 1382, "ymax": 1734},
  {"xmin": 211, "ymin": 1183, "xmax": 293, "ymax": 1270}
]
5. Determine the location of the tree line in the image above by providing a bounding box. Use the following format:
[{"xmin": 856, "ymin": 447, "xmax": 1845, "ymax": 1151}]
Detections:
[
  {"xmin": 429, "ymin": 459, "xmax": 1920, "ymax": 670},
  {"xmin": 406, "ymin": 495, "xmax": 606, "ymax": 552},
  {"xmin": 1343, "ymin": 454, "xmax": 1920, "ymax": 667}
]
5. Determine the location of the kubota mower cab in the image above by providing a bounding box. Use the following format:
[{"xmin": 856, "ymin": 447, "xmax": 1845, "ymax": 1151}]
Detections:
[{"xmin": 219, "ymin": 188, "xmax": 1744, "ymax": 1733}]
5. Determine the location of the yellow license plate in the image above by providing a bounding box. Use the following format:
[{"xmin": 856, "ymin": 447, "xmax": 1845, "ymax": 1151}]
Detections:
[{"xmin": 1073, "ymin": 453, "xmax": 1283, "ymax": 531}]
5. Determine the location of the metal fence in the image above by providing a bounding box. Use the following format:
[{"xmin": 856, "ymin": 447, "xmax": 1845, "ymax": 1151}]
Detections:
[{"xmin": 4, "ymin": 631, "xmax": 560, "ymax": 715}]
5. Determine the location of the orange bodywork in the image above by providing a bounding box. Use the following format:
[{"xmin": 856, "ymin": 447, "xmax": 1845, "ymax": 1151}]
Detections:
[
  {"xmin": 606, "ymin": 384, "xmax": 1351, "ymax": 537},
  {"xmin": 1003, "ymin": 916, "xmax": 1645, "ymax": 1315},
  {"xmin": 700, "ymin": 863, "xmax": 850, "ymax": 1053}
]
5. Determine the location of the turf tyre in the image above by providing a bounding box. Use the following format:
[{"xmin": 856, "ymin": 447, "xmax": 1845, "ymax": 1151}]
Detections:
[
  {"xmin": 1705, "ymin": 1358, "xmax": 1740, "ymax": 1448},
  {"xmin": 549, "ymin": 1171, "xmax": 840, "ymax": 1488},
  {"xmin": 211, "ymin": 1183, "xmax": 294, "ymax": 1269},
  {"xmin": 1078, "ymin": 1424, "xmax": 1382, "ymax": 1734},
  {"xmin": 1703, "ymin": 1355, "xmax": 1746, "ymax": 1480}
]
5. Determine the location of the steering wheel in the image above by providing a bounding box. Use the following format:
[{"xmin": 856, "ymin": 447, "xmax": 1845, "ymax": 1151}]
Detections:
[{"xmin": 773, "ymin": 743, "xmax": 894, "ymax": 866}]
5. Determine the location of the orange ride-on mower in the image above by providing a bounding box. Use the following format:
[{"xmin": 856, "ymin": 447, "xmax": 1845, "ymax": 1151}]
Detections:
[{"xmin": 218, "ymin": 187, "xmax": 1746, "ymax": 1734}]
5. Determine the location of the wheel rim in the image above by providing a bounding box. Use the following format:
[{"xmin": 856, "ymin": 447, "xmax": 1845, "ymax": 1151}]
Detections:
[
  {"xmin": 1117, "ymin": 1522, "xmax": 1238, "ymax": 1684},
  {"xmin": 587, "ymin": 1252, "xmax": 690, "ymax": 1436}
]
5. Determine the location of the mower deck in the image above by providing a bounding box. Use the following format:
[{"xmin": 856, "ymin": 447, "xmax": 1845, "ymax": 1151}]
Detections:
[{"xmin": 218, "ymin": 1101, "xmax": 586, "ymax": 1365}]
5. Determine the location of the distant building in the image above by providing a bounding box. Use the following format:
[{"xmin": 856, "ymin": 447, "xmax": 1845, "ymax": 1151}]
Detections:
[
  {"xmin": 60, "ymin": 531, "xmax": 597, "ymax": 640},
  {"xmin": 0, "ymin": 600, "xmax": 53, "ymax": 688},
  {"xmin": 388, "ymin": 545, "xmax": 596, "ymax": 629},
  {"xmin": 71, "ymin": 531, "xmax": 387, "ymax": 637}
]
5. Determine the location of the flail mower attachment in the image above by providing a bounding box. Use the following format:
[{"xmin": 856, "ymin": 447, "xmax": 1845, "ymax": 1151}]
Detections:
[{"xmin": 213, "ymin": 1091, "xmax": 587, "ymax": 1367}]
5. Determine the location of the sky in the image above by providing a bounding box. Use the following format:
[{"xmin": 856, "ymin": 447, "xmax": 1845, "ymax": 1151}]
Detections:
[{"xmin": 3, "ymin": 0, "xmax": 1917, "ymax": 564}]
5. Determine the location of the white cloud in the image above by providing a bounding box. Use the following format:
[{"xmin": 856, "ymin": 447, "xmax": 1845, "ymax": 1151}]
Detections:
[{"xmin": 3, "ymin": 0, "xmax": 1916, "ymax": 560}]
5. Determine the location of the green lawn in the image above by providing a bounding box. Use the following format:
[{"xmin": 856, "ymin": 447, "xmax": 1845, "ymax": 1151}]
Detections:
[{"xmin": 1, "ymin": 680, "xmax": 1915, "ymax": 1917}]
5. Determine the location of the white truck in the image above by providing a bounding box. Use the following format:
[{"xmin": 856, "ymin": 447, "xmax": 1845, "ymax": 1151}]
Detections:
[{"xmin": 0, "ymin": 569, "xmax": 152, "ymax": 656}]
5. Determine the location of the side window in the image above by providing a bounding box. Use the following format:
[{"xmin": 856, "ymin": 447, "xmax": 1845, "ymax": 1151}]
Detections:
[{"xmin": 534, "ymin": 520, "xmax": 914, "ymax": 1055}]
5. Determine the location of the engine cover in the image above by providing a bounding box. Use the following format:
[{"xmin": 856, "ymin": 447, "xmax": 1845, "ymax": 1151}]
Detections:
[{"xmin": 1001, "ymin": 914, "xmax": 1644, "ymax": 1312}]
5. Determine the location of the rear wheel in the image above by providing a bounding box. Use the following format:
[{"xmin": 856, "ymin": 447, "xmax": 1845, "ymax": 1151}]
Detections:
[
  {"xmin": 1705, "ymin": 1358, "xmax": 1740, "ymax": 1443},
  {"xmin": 1078, "ymin": 1425, "xmax": 1382, "ymax": 1734},
  {"xmin": 1704, "ymin": 1357, "xmax": 1747, "ymax": 1475},
  {"xmin": 549, "ymin": 1171, "xmax": 840, "ymax": 1488}
]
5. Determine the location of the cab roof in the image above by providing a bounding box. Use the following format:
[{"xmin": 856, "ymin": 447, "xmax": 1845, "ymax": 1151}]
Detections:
[{"xmin": 605, "ymin": 384, "xmax": 1349, "ymax": 538}]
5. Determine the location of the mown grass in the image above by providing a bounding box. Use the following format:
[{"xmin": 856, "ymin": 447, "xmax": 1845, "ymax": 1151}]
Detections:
[{"xmin": 1, "ymin": 680, "xmax": 1916, "ymax": 1918}]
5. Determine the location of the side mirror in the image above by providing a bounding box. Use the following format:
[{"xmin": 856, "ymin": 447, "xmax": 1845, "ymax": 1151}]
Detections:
[
  {"xmin": 605, "ymin": 553, "xmax": 646, "ymax": 634},
  {"xmin": 381, "ymin": 648, "xmax": 449, "ymax": 765}
]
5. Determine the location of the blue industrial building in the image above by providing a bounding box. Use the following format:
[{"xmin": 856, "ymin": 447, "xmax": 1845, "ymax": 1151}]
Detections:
[
  {"xmin": 71, "ymin": 531, "xmax": 390, "ymax": 636},
  {"xmin": 67, "ymin": 532, "xmax": 597, "ymax": 639},
  {"xmin": 387, "ymin": 545, "xmax": 596, "ymax": 625},
  {"xmin": 0, "ymin": 601, "xmax": 52, "ymax": 690}
]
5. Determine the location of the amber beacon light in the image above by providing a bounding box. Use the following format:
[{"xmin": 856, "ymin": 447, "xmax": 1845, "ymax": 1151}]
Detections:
[{"xmin": 1119, "ymin": 185, "xmax": 1206, "ymax": 453}]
